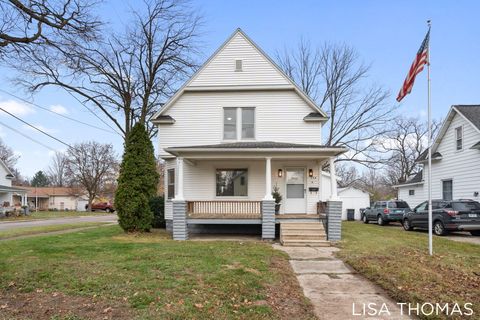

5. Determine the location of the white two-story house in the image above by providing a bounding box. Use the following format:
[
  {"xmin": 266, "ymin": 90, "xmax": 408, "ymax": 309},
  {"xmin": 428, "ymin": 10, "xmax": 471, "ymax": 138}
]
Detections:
[
  {"xmin": 153, "ymin": 29, "xmax": 347, "ymax": 241},
  {"xmin": 395, "ymin": 105, "xmax": 480, "ymax": 207}
]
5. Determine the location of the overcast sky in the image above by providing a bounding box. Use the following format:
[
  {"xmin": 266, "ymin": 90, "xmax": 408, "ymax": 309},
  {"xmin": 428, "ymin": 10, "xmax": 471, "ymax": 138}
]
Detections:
[{"xmin": 0, "ymin": 0, "xmax": 478, "ymax": 178}]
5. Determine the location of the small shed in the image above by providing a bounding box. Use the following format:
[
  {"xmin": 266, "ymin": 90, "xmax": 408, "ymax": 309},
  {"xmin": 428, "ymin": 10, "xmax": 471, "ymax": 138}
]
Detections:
[{"xmin": 338, "ymin": 186, "xmax": 371, "ymax": 221}]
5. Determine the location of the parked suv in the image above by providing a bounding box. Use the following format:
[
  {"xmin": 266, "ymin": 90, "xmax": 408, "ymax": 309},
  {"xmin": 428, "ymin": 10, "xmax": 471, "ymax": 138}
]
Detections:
[
  {"xmin": 85, "ymin": 202, "xmax": 115, "ymax": 213},
  {"xmin": 362, "ymin": 200, "xmax": 411, "ymax": 225},
  {"xmin": 402, "ymin": 199, "xmax": 480, "ymax": 236}
]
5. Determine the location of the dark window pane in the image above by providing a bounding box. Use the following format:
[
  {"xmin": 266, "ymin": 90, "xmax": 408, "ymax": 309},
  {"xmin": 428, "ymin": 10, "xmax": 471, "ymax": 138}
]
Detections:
[
  {"xmin": 452, "ymin": 202, "xmax": 480, "ymax": 211},
  {"xmin": 216, "ymin": 169, "xmax": 248, "ymax": 196},
  {"xmin": 241, "ymin": 108, "xmax": 255, "ymax": 139},
  {"xmin": 167, "ymin": 169, "xmax": 175, "ymax": 199},
  {"xmin": 390, "ymin": 201, "xmax": 410, "ymax": 208},
  {"xmin": 442, "ymin": 180, "xmax": 453, "ymax": 200}
]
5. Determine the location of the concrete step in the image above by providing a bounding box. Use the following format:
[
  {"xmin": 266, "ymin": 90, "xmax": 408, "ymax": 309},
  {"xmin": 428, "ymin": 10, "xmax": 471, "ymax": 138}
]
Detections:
[
  {"xmin": 281, "ymin": 230, "xmax": 325, "ymax": 235},
  {"xmin": 281, "ymin": 223, "xmax": 324, "ymax": 229},
  {"xmin": 280, "ymin": 239, "xmax": 331, "ymax": 247},
  {"xmin": 281, "ymin": 234, "xmax": 327, "ymax": 241}
]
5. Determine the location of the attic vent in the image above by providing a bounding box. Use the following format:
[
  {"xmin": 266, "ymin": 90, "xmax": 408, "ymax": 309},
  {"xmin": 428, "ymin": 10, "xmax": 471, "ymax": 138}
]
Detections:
[{"xmin": 235, "ymin": 59, "xmax": 243, "ymax": 72}]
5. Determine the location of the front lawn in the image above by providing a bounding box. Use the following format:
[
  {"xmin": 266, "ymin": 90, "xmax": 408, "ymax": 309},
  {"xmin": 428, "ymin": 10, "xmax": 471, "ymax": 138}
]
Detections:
[
  {"xmin": 0, "ymin": 222, "xmax": 111, "ymax": 240},
  {"xmin": 0, "ymin": 226, "xmax": 314, "ymax": 319},
  {"xmin": 338, "ymin": 222, "xmax": 480, "ymax": 320},
  {"xmin": 1, "ymin": 210, "xmax": 112, "ymax": 221}
]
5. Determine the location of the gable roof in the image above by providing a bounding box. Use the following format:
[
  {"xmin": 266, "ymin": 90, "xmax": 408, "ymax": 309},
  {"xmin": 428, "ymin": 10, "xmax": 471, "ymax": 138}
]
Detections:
[
  {"xmin": 425, "ymin": 105, "xmax": 480, "ymax": 157},
  {"xmin": 0, "ymin": 159, "xmax": 13, "ymax": 177},
  {"xmin": 153, "ymin": 28, "xmax": 328, "ymax": 120}
]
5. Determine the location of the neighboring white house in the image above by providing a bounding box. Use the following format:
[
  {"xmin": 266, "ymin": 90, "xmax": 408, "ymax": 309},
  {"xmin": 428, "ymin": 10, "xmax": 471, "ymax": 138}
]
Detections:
[
  {"xmin": 0, "ymin": 159, "xmax": 27, "ymax": 214},
  {"xmin": 338, "ymin": 187, "xmax": 371, "ymax": 220},
  {"xmin": 395, "ymin": 105, "xmax": 480, "ymax": 208},
  {"xmin": 152, "ymin": 29, "xmax": 347, "ymax": 240}
]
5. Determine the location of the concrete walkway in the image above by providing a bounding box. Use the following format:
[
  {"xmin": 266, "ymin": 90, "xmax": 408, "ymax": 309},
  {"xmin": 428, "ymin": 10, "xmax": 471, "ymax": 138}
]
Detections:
[{"xmin": 273, "ymin": 245, "xmax": 411, "ymax": 320}]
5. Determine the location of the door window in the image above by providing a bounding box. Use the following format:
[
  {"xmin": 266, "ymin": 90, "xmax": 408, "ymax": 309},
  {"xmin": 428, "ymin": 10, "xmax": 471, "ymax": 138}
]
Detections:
[{"xmin": 286, "ymin": 169, "xmax": 304, "ymax": 199}]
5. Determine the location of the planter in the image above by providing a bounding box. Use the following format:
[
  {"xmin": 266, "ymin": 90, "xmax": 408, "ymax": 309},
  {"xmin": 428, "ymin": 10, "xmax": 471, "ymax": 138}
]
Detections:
[{"xmin": 275, "ymin": 203, "xmax": 281, "ymax": 214}]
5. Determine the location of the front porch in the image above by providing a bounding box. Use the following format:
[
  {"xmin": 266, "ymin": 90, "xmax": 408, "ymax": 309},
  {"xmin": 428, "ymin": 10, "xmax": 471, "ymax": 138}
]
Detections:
[{"xmin": 165, "ymin": 142, "xmax": 346, "ymax": 242}]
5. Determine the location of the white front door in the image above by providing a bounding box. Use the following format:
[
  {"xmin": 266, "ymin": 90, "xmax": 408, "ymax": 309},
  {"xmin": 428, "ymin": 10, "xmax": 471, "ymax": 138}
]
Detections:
[{"xmin": 284, "ymin": 168, "xmax": 306, "ymax": 214}]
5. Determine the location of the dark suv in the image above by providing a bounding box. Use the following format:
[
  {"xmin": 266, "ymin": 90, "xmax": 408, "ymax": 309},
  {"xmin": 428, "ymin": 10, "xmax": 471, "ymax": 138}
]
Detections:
[
  {"xmin": 362, "ymin": 200, "xmax": 411, "ymax": 225},
  {"xmin": 402, "ymin": 199, "xmax": 480, "ymax": 236}
]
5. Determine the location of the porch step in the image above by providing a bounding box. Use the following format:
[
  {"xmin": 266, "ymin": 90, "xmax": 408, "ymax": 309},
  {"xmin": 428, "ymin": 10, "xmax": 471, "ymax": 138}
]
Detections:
[{"xmin": 280, "ymin": 222, "xmax": 329, "ymax": 246}]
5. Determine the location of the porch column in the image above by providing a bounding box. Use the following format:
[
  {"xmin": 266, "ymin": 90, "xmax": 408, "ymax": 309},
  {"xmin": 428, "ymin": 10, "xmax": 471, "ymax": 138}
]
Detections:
[
  {"xmin": 329, "ymin": 157, "xmax": 339, "ymax": 201},
  {"xmin": 263, "ymin": 157, "xmax": 273, "ymax": 200},
  {"xmin": 172, "ymin": 157, "xmax": 187, "ymax": 240},
  {"xmin": 175, "ymin": 157, "xmax": 184, "ymax": 201}
]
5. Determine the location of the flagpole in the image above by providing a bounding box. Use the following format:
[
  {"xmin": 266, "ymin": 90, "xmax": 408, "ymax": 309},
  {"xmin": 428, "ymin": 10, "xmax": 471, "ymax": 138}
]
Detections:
[{"xmin": 427, "ymin": 20, "xmax": 433, "ymax": 256}]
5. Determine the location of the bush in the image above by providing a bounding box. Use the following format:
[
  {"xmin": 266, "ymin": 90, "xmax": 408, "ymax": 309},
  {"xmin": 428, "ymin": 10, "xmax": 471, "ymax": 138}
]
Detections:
[
  {"xmin": 115, "ymin": 123, "xmax": 159, "ymax": 232},
  {"xmin": 149, "ymin": 196, "xmax": 165, "ymax": 228}
]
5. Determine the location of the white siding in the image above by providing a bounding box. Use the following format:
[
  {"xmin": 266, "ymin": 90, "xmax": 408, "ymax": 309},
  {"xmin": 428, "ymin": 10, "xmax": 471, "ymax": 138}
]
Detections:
[
  {"xmin": 397, "ymin": 111, "xmax": 480, "ymax": 206},
  {"xmin": 49, "ymin": 195, "xmax": 78, "ymax": 210},
  {"xmin": 0, "ymin": 163, "xmax": 12, "ymax": 186},
  {"xmin": 338, "ymin": 188, "xmax": 371, "ymax": 220},
  {"xmin": 158, "ymin": 91, "xmax": 321, "ymax": 157},
  {"xmin": 426, "ymin": 113, "xmax": 480, "ymax": 201},
  {"xmin": 189, "ymin": 32, "xmax": 290, "ymax": 87},
  {"xmin": 397, "ymin": 184, "xmax": 425, "ymax": 208}
]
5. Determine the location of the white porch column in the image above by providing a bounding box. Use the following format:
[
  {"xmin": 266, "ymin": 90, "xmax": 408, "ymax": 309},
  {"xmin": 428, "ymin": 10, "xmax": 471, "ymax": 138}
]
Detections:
[
  {"xmin": 175, "ymin": 157, "xmax": 184, "ymax": 201},
  {"xmin": 329, "ymin": 157, "xmax": 340, "ymax": 201},
  {"xmin": 264, "ymin": 157, "xmax": 273, "ymax": 200}
]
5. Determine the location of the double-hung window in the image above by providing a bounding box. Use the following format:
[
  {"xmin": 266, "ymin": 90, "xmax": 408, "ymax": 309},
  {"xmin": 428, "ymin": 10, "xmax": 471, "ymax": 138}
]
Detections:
[
  {"xmin": 455, "ymin": 126, "xmax": 463, "ymax": 150},
  {"xmin": 223, "ymin": 107, "xmax": 255, "ymax": 140}
]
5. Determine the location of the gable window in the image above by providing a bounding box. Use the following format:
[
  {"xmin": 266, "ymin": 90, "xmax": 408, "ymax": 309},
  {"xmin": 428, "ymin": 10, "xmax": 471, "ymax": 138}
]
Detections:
[
  {"xmin": 409, "ymin": 190, "xmax": 415, "ymax": 196},
  {"xmin": 223, "ymin": 107, "xmax": 255, "ymax": 140},
  {"xmin": 167, "ymin": 169, "xmax": 175, "ymax": 199},
  {"xmin": 235, "ymin": 59, "xmax": 243, "ymax": 72},
  {"xmin": 216, "ymin": 169, "xmax": 248, "ymax": 196},
  {"xmin": 455, "ymin": 126, "xmax": 463, "ymax": 150},
  {"xmin": 442, "ymin": 179, "xmax": 453, "ymax": 201}
]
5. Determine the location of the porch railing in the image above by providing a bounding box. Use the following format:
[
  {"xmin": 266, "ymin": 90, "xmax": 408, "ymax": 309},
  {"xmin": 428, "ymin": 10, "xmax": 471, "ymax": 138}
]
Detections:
[{"xmin": 187, "ymin": 201, "xmax": 262, "ymax": 219}]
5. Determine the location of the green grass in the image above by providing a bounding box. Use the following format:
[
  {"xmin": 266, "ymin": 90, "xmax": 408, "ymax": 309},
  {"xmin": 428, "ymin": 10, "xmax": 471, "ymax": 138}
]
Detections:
[
  {"xmin": 337, "ymin": 222, "xmax": 480, "ymax": 320},
  {"xmin": 1, "ymin": 210, "xmax": 112, "ymax": 221},
  {"xmin": 0, "ymin": 226, "xmax": 314, "ymax": 319},
  {"xmin": 0, "ymin": 222, "xmax": 110, "ymax": 239}
]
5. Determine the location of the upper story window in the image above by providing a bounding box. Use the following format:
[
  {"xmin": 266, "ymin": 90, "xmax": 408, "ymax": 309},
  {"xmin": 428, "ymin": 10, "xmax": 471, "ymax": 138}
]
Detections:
[
  {"xmin": 223, "ymin": 107, "xmax": 255, "ymax": 140},
  {"xmin": 455, "ymin": 126, "xmax": 463, "ymax": 150},
  {"xmin": 235, "ymin": 59, "xmax": 243, "ymax": 72}
]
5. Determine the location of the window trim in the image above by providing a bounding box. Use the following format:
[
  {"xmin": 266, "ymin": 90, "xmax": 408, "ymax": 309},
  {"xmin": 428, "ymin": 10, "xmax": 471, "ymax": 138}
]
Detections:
[
  {"xmin": 222, "ymin": 107, "xmax": 256, "ymax": 141},
  {"xmin": 167, "ymin": 168, "xmax": 175, "ymax": 200},
  {"xmin": 235, "ymin": 59, "xmax": 243, "ymax": 72},
  {"xmin": 442, "ymin": 179, "xmax": 453, "ymax": 201},
  {"xmin": 408, "ymin": 189, "xmax": 415, "ymax": 196},
  {"xmin": 215, "ymin": 168, "xmax": 249, "ymax": 198},
  {"xmin": 455, "ymin": 126, "xmax": 463, "ymax": 151}
]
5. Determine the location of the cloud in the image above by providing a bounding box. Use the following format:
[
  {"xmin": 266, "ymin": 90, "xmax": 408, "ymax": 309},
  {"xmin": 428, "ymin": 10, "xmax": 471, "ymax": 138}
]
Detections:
[
  {"xmin": 49, "ymin": 104, "xmax": 69, "ymax": 115},
  {"xmin": 0, "ymin": 99, "xmax": 35, "ymax": 116},
  {"xmin": 22, "ymin": 124, "xmax": 57, "ymax": 134}
]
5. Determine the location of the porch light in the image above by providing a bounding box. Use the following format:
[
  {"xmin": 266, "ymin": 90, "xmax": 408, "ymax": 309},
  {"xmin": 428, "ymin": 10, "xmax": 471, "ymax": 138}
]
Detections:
[
  {"xmin": 309, "ymin": 169, "xmax": 314, "ymax": 177},
  {"xmin": 277, "ymin": 169, "xmax": 283, "ymax": 178}
]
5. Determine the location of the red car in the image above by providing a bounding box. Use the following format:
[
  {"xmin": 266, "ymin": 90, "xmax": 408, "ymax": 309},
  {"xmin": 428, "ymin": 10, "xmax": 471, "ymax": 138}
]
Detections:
[{"xmin": 86, "ymin": 202, "xmax": 115, "ymax": 213}]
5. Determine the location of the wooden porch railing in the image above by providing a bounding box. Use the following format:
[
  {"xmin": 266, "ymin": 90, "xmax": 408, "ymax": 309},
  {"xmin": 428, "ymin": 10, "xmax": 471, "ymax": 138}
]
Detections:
[{"xmin": 187, "ymin": 201, "xmax": 262, "ymax": 219}]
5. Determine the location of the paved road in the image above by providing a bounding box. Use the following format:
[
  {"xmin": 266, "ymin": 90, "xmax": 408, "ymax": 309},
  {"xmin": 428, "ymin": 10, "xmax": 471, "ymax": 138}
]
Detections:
[{"xmin": 0, "ymin": 214, "xmax": 118, "ymax": 231}]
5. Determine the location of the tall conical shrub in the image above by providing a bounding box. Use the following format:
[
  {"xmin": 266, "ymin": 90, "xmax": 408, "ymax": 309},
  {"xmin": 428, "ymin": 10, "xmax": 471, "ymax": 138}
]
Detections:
[{"xmin": 116, "ymin": 123, "xmax": 159, "ymax": 231}]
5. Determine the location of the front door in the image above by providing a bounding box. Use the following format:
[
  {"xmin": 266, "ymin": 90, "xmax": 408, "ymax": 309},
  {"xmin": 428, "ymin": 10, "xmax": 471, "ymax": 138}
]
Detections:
[{"xmin": 284, "ymin": 168, "xmax": 306, "ymax": 214}]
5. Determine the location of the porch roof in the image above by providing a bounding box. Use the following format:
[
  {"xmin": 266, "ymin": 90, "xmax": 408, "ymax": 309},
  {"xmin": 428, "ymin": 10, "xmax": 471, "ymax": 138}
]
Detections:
[
  {"xmin": 0, "ymin": 185, "xmax": 27, "ymax": 193},
  {"xmin": 165, "ymin": 141, "xmax": 347, "ymax": 159}
]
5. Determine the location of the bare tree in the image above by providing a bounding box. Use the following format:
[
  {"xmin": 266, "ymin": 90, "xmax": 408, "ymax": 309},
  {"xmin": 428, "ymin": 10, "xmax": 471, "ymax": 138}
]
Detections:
[
  {"xmin": 276, "ymin": 40, "xmax": 394, "ymax": 167},
  {"xmin": 16, "ymin": 0, "xmax": 201, "ymax": 138},
  {"xmin": 65, "ymin": 141, "xmax": 117, "ymax": 211},
  {"xmin": 336, "ymin": 163, "xmax": 360, "ymax": 188},
  {"xmin": 0, "ymin": 137, "xmax": 19, "ymax": 170},
  {"xmin": 0, "ymin": 0, "xmax": 100, "ymax": 55},
  {"xmin": 380, "ymin": 117, "xmax": 440, "ymax": 185},
  {"xmin": 358, "ymin": 168, "xmax": 395, "ymax": 202},
  {"xmin": 47, "ymin": 151, "xmax": 68, "ymax": 186}
]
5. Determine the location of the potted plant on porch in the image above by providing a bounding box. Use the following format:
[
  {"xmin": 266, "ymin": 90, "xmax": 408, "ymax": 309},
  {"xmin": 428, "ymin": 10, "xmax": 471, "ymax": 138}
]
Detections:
[{"xmin": 272, "ymin": 185, "xmax": 282, "ymax": 214}]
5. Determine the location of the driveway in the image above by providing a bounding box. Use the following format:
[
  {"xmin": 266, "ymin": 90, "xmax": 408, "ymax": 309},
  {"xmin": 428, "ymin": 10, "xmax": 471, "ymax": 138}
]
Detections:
[
  {"xmin": 0, "ymin": 214, "xmax": 118, "ymax": 231},
  {"xmin": 273, "ymin": 244, "xmax": 411, "ymax": 320},
  {"xmin": 375, "ymin": 222, "xmax": 480, "ymax": 245}
]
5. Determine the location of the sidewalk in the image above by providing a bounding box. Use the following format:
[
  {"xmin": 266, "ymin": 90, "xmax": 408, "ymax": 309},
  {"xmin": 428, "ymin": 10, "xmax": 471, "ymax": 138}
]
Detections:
[{"xmin": 273, "ymin": 245, "xmax": 411, "ymax": 320}]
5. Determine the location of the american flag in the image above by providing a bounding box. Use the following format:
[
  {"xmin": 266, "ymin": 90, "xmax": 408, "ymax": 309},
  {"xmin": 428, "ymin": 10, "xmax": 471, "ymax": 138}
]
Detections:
[{"xmin": 396, "ymin": 28, "xmax": 430, "ymax": 102}]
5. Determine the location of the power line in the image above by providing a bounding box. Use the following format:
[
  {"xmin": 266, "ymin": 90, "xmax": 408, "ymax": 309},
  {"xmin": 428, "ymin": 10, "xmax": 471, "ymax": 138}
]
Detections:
[
  {"xmin": 0, "ymin": 106, "xmax": 72, "ymax": 149},
  {"xmin": 0, "ymin": 120, "xmax": 56, "ymax": 151},
  {"xmin": 61, "ymin": 87, "xmax": 124, "ymax": 137},
  {"xmin": 0, "ymin": 88, "xmax": 118, "ymax": 135}
]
